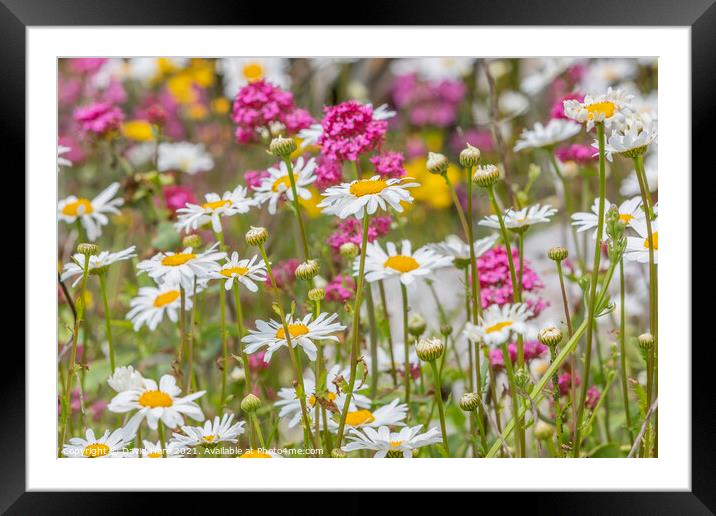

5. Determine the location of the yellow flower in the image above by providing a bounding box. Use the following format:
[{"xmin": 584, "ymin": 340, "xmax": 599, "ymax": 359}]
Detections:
[
  {"xmin": 121, "ymin": 120, "xmax": 154, "ymax": 141},
  {"xmin": 299, "ymin": 188, "xmax": 322, "ymax": 218},
  {"xmin": 167, "ymin": 73, "xmax": 198, "ymax": 105},
  {"xmin": 403, "ymin": 157, "xmax": 460, "ymax": 209},
  {"xmin": 211, "ymin": 97, "xmax": 231, "ymax": 115},
  {"xmin": 187, "ymin": 59, "xmax": 215, "ymax": 87}
]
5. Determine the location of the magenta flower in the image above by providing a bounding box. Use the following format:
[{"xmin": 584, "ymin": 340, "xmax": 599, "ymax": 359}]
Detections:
[
  {"xmin": 325, "ymin": 275, "xmax": 356, "ymax": 303},
  {"xmin": 244, "ymin": 169, "xmax": 270, "ymax": 190},
  {"xmin": 69, "ymin": 58, "xmax": 108, "ymax": 74},
  {"xmin": 326, "ymin": 216, "xmax": 392, "ymax": 255},
  {"xmin": 558, "ymin": 371, "xmax": 581, "ymax": 396},
  {"xmin": 392, "ymin": 73, "xmax": 465, "ymax": 127},
  {"xmin": 450, "ymin": 128, "xmax": 495, "ymax": 154},
  {"xmin": 73, "ymin": 102, "xmax": 124, "ymax": 135},
  {"xmin": 265, "ymin": 259, "xmax": 300, "ymax": 289},
  {"xmin": 248, "ymin": 351, "xmax": 271, "ymax": 373},
  {"xmin": 370, "ymin": 151, "xmax": 406, "ymax": 179},
  {"xmin": 231, "ymin": 80, "xmax": 313, "ymax": 144},
  {"xmin": 318, "ymin": 100, "xmax": 387, "ymax": 162},
  {"xmin": 555, "ymin": 144, "xmax": 597, "ymax": 165},
  {"xmin": 585, "ymin": 385, "xmax": 601, "ymax": 410},
  {"xmin": 315, "ymin": 158, "xmax": 343, "ymax": 190},
  {"xmin": 550, "ymin": 92, "xmax": 584, "ymax": 120},
  {"xmin": 162, "ymin": 185, "xmax": 197, "ymax": 214},
  {"xmin": 489, "ymin": 340, "xmax": 548, "ymax": 369}
]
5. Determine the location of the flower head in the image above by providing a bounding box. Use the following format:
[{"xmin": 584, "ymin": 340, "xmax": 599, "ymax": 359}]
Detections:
[
  {"xmin": 370, "ymin": 151, "xmax": 407, "ymax": 179},
  {"xmin": 464, "ymin": 303, "xmax": 532, "ymax": 347},
  {"xmin": 359, "ymin": 239, "xmax": 453, "ymax": 286},
  {"xmin": 107, "ymin": 366, "xmax": 145, "ymax": 392},
  {"xmin": 211, "ymin": 252, "xmax": 266, "ymax": 292},
  {"xmin": 601, "ymin": 117, "xmax": 657, "ymax": 160},
  {"xmin": 174, "ymin": 185, "xmax": 255, "ymax": 233},
  {"xmin": 624, "ymin": 218, "xmax": 658, "ymax": 264},
  {"xmin": 170, "ymin": 413, "xmax": 245, "ymax": 448},
  {"xmin": 126, "ymin": 281, "xmax": 193, "ymax": 332},
  {"xmin": 571, "ymin": 197, "xmax": 643, "ymax": 239},
  {"xmin": 73, "ymin": 102, "xmax": 124, "ymax": 135},
  {"xmin": 318, "ymin": 176, "xmax": 419, "ymax": 219},
  {"xmin": 157, "ymin": 142, "xmax": 214, "ymax": 175},
  {"xmin": 479, "ymin": 204, "xmax": 557, "ymax": 231},
  {"xmin": 253, "ymin": 157, "xmax": 317, "ymax": 215},
  {"xmin": 62, "ymin": 427, "xmax": 132, "ymax": 458},
  {"xmin": 342, "ymin": 424, "xmax": 442, "ymax": 458},
  {"xmin": 136, "ymin": 242, "xmax": 226, "ymax": 290},
  {"xmin": 317, "ymin": 101, "xmax": 388, "ymax": 161},
  {"xmin": 563, "ymin": 87, "xmax": 634, "ymax": 130},
  {"xmin": 60, "ymin": 246, "xmax": 136, "ymax": 287},
  {"xmin": 58, "ymin": 182, "xmax": 124, "ymax": 241},
  {"xmin": 513, "ymin": 119, "xmax": 581, "ymax": 152}
]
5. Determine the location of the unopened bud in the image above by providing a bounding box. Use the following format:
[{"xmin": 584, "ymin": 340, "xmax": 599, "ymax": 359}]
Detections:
[
  {"xmin": 245, "ymin": 226, "xmax": 269, "ymax": 247},
  {"xmin": 547, "ymin": 246, "xmax": 568, "ymax": 262},
  {"xmin": 638, "ymin": 333, "xmax": 654, "ymax": 351},
  {"xmin": 426, "ymin": 152, "xmax": 449, "ymax": 175},
  {"xmin": 308, "ymin": 287, "xmax": 325, "ymax": 302},
  {"xmin": 459, "ymin": 392, "xmax": 480, "ymax": 412},
  {"xmin": 459, "ymin": 144, "xmax": 481, "ymax": 167},
  {"xmin": 77, "ymin": 243, "xmax": 99, "ymax": 256},
  {"xmin": 240, "ymin": 393, "xmax": 262, "ymax": 413},
  {"xmin": 538, "ymin": 326, "xmax": 563, "ymax": 348},
  {"xmin": 269, "ymin": 135, "xmax": 297, "ymax": 158},
  {"xmin": 408, "ymin": 313, "xmax": 427, "ymax": 337},
  {"xmin": 472, "ymin": 164, "xmax": 500, "ymax": 188},
  {"xmin": 415, "ymin": 337, "xmax": 445, "ymax": 362},
  {"xmin": 295, "ymin": 259, "xmax": 320, "ymax": 281},
  {"xmin": 339, "ymin": 242, "xmax": 359, "ymax": 259}
]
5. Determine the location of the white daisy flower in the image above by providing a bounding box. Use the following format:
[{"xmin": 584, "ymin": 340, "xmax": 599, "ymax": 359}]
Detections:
[
  {"xmin": 464, "ymin": 303, "xmax": 532, "ymax": 347},
  {"xmin": 62, "ymin": 427, "xmax": 132, "ymax": 458},
  {"xmin": 620, "ymin": 154, "xmax": 657, "ymax": 196},
  {"xmin": 342, "ymin": 424, "xmax": 442, "ymax": 458},
  {"xmin": 358, "ymin": 240, "xmax": 454, "ymax": 286},
  {"xmin": 428, "ymin": 234, "xmax": 498, "ymax": 267},
  {"xmin": 58, "ymin": 182, "xmax": 124, "ymax": 241},
  {"xmin": 318, "ymin": 176, "xmax": 419, "ymax": 220},
  {"xmin": 513, "ymin": 119, "xmax": 581, "ymax": 152},
  {"xmin": 216, "ymin": 57, "xmax": 290, "ymax": 97},
  {"xmin": 478, "ymin": 204, "xmax": 557, "ymax": 231},
  {"xmin": 211, "ymin": 252, "xmax": 267, "ymax": 292},
  {"xmin": 520, "ymin": 57, "xmax": 576, "ymax": 95},
  {"xmin": 170, "ymin": 413, "xmax": 246, "ymax": 447},
  {"xmin": 136, "ymin": 242, "xmax": 226, "ymax": 290},
  {"xmin": 253, "ymin": 157, "xmax": 317, "ymax": 215},
  {"xmin": 242, "ymin": 313, "xmax": 346, "ymax": 363},
  {"xmin": 60, "ymin": 246, "xmax": 136, "ymax": 287},
  {"xmin": 108, "ymin": 374, "xmax": 205, "ymax": 433},
  {"xmin": 133, "ymin": 439, "xmax": 185, "ymax": 458},
  {"xmin": 330, "ymin": 398, "xmax": 409, "ymax": 433},
  {"xmin": 157, "ymin": 142, "xmax": 214, "ymax": 175},
  {"xmin": 107, "ymin": 365, "xmax": 145, "ymax": 392},
  {"xmin": 298, "ymin": 104, "xmax": 395, "ymax": 149},
  {"xmin": 125, "ymin": 281, "xmax": 193, "ymax": 332},
  {"xmin": 579, "ymin": 59, "xmax": 638, "ymax": 93},
  {"xmin": 57, "ymin": 144, "xmax": 72, "ymax": 171},
  {"xmin": 571, "ymin": 197, "xmax": 644, "ymax": 239},
  {"xmin": 563, "ymin": 87, "xmax": 634, "ymax": 131},
  {"xmin": 274, "ymin": 365, "xmax": 370, "ymax": 430},
  {"xmin": 600, "ymin": 118, "xmax": 658, "ymax": 161},
  {"xmin": 174, "ymin": 186, "xmax": 255, "ymax": 234},
  {"xmin": 624, "ymin": 218, "xmax": 658, "ymax": 264}
]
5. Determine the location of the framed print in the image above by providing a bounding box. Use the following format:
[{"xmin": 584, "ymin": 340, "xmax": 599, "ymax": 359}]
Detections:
[{"xmin": 6, "ymin": 0, "xmax": 713, "ymax": 511}]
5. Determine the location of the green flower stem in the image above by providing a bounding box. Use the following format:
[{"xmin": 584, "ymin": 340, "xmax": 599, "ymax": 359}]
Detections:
[
  {"xmin": 500, "ymin": 341, "xmax": 523, "ymax": 457},
  {"xmin": 463, "ymin": 267, "xmax": 474, "ymax": 390},
  {"xmin": 158, "ymin": 420, "xmax": 167, "ymax": 458},
  {"xmin": 487, "ymin": 186, "xmax": 518, "ymax": 302},
  {"xmin": 365, "ymin": 285, "xmax": 379, "ymax": 404},
  {"xmin": 185, "ymin": 278, "xmax": 197, "ymax": 393},
  {"xmin": 428, "ymin": 360, "xmax": 450, "ymax": 456},
  {"xmin": 573, "ymin": 121, "xmax": 607, "ymax": 458},
  {"xmin": 283, "ymin": 157, "xmax": 311, "ymax": 261},
  {"xmin": 619, "ymin": 259, "xmax": 634, "ymax": 442},
  {"xmin": 516, "ymin": 230, "xmax": 525, "ymax": 367},
  {"xmin": 547, "ymin": 149, "xmax": 585, "ymax": 271},
  {"xmin": 548, "ymin": 343, "xmax": 564, "ymax": 457},
  {"xmin": 136, "ymin": 426, "xmax": 143, "ymax": 458},
  {"xmin": 58, "ymin": 253, "xmax": 91, "ymax": 456},
  {"xmin": 97, "ymin": 272, "xmax": 116, "ymax": 373},
  {"xmin": 554, "ymin": 258, "xmax": 576, "ymax": 435},
  {"xmin": 335, "ymin": 212, "xmax": 371, "ymax": 447},
  {"xmin": 400, "ymin": 282, "xmax": 411, "ymax": 408},
  {"xmin": 232, "ymin": 283, "xmax": 252, "ymax": 395},
  {"xmin": 178, "ymin": 285, "xmax": 187, "ymax": 373},
  {"xmin": 218, "ymin": 282, "xmax": 228, "ymax": 408},
  {"xmin": 250, "ymin": 413, "xmax": 266, "ymax": 449},
  {"xmin": 378, "ymin": 280, "xmax": 398, "ymax": 387}
]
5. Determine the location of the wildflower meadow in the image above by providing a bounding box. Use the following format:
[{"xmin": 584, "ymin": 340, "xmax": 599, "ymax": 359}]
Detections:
[{"xmin": 57, "ymin": 57, "xmax": 658, "ymax": 459}]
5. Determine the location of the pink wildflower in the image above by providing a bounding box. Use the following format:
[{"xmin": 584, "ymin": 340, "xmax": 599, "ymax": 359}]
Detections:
[
  {"xmin": 69, "ymin": 58, "xmax": 108, "ymax": 74},
  {"xmin": 558, "ymin": 371, "xmax": 581, "ymax": 396},
  {"xmin": 370, "ymin": 151, "xmax": 406, "ymax": 179},
  {"xmin": 266, "ymin": 259, "xmax": 300, "ymax": 289},
  {"xmin": 555, "ymin": 144, "xmax": 597, "ymax": 165},
  {"xmin": 392, "ymin": 74, "xmax": 466, "ymax": 127},
  {"xmin": 248, "ymin": 351, "xmax": 270, "ymax": 373},
  {"xmin": 73, "ymin": 102, "xmax": 124, "ymax": 135},
  {"xmin": 315, "ymin": 158, "xmax": 343, "ymax": 190},
  {"xmin": 489, "ymin": 340, "xmax": 548, "ymax": 369},
  {"xmin": 244, "ymin": 169, "xmax": 270, "ymax": 190},
  {"xmin": 327, "ymin": 216, "xmax": 392, "ymax": 255},
  {"xmin": 325, "ymin": 275, "xmax": 356, "ymax": 303},
  {"xmin": 318, "ymin": 100, "xmax": 387, "ymax": 161},
  {"xmin": 586, "ymin": 385, "xmax": 601, "ymax": 410},
  {"xmin": 163, "ymin": 185, "xmax": 197, "ymax": 214},
  {"xmin": 550, "ymin": 92, "xmax": 584, "ymax": 120}
]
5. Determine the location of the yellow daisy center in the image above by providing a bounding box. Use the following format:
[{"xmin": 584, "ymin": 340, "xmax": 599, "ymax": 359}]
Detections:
[
  {"xmin": 203, "ymin": 435, "xmax": 216, "ymax": 443},
  {"xmin": 221, "ymin": 266, "xmax": 249, "ymax": 277},
  {"xmin": 240, "ymin": 450, "xmax": 272, "ymax": 458},
  {"xmin": 242, "ymin": 62, "xmax": 264, "ymax": 82},
  {"xmin": 349, "ymin": 179, "xmax": 388, "ymax": 197},
  {"xmin": 619, "ymin": 213, "xmax": 634, "ymax": 223},
  {"xmin": 201, "ymin": 199, "xmax": 232, "ymax": 211},
  {"xmin": 138, "ymin": 390, "xmax": 173, "ymax": 408},
  {"xmin": 275, "ymin": 323, "xmax": 310, "ymax": 340},
  {"xmin": 161, "ymin": 253, "xmax": 196, "ymax": 266},
  {"xmin": 486, "ymin": 321, "xmax": 513, "ymax": 334},
  {"xmin": 146, "ymin": 452, "xmax": 163, "ymax": 458},
  {"xmin": 390, "ymin": 440, "xmax": 403, "ymax": 448},
  {"xmin": 643, "ymin": 231, "xmax": 658, "ymax": 250},
  {"xmin": 384, "ymin": 255, "xmax": 420, "ymax": 273},
  {"xmin": 346, "ymin": 410, "xmax": 376, "ymax": 426},
  {"xmin": 154, "ymin": 290, "xmax": 180, "ymax": 307},
  {"xmin": 83, "ymin": 443, "xmax": 110, "ymax": 458},
  {"xmin": 62, "ymin": 198, "xmax": 93, "ymax": 216},
  {"xmin": 272, "ymin": 175, "xmax": 297, "ymax": 192},
  {"xmin": 585, "ymin": 101, "xmax": 615, "ymax": 120}
]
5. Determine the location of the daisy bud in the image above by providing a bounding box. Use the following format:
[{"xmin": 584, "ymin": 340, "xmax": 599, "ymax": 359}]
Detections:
[
  {"xmin": 339, "ymin": 242, "xmax": 359, "ymax": 259},
  {"xmin": 77, "ymin": 243, "xmax": 99, "ymax": 256},
  {"xmin": 331, "ymin": 448, "xmax": 347, "ymax": 458},
  {"xmin": 268, "ymin": 135, "xmax": 297, "ymax": 158},
  {"xmin": 538, "ymin": 326, "xmax": 563, "ymax": 348},
  {"xmin": 547, "ymin": 246, "xmax": 568, "ymax": 262},
  {"xmin": 472, "ymin": 164, "xmax": 500, "ymax": 188},
  {"xmin": 534, "ymin": 421, "xmax": 554, "ymax": 441},
  {"xmin": 459, "ymin": 143, "xmax": 481, "ymax": 167},
  {"xmin": 308, "ymin": 287, "xmax": 326, "ymax": 302},
  {"xmin": 182, "ymin": 234, "xmax": 202, "ymax": 249},
  {"xmin": 415, "ymin": 337, "xmax": 445, "ymax": 362},
  {"xmin": 459, "ymin": 392, "xmax": 480, "ymax": 412},
  {"xmin": 240, "ymin": 393, "xmax": 262, "ymax": 413},
  {"xmin": 638, "ymin": 332, "xmax": 654, "ymax": 351},
  {"xmin": 408, "ymin": 313, "xmax": 427, "ymax": 337},
  {"xmin": 245, "ymin": 226, "xmax": 269, "ymax": 247},
  {"xmin": 295, "ymin": 259, "xmax": 320, "ymax": 281},
  {"xmin": 426, "ymin": 152, "xmax": 449, "ymax": 175},
  {"xmin": 440, "ymin": 322, "xmax": 453, "ymax": 337}
]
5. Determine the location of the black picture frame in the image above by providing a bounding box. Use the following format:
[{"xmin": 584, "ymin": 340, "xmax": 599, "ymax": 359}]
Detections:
[{"xmin": 6, "ymin": 0, "xmax": 709, "ymax": 512}]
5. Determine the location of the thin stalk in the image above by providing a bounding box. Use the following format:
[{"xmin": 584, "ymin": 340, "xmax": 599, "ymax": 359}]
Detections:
[
  {"xmin": 574, "ymin": 122, "xmax": 607, "ymax": 457},
  {"xmin": 487, "ymin": 186, "xmax": 518, "ymax": 302},
  {"xmin": 547, "ymin": 150, "xmax": 585, "ymax": 270},
  {"xmin": 619, "ymin": 259, "xmax": 634, "ymax": 441},
  {"xmin": 335, "ymin": 212, "xmax": 370, "ymax": 446},
  {"xmin": 365, "ymin": 285, "xmax": 379, "ymax": 403},
  {"xmin": 400, "ymin": 282, "xmax": 411, "ymax": 407},
  {"xmin": 97, "ymin": 272, "xmax": 115, "ymax": 373},
  {"xmin": 250, "ymin": 413, "xmax": 266, "ymax": 449},
  {"xmin": 378, "ymin": 281, "xmax": 398, "ymax": 386},
  {"xmin": 158, "ymin": 420, "xmax": 167, "ymax": 458},
  {"xmin": 500, "ymin": 341, "xmax": 523, "ymax": 457},
  {"xmin": 232, "ymin": 283, "xmax": 252, "ymax": 394},
  {"xmin": 548, "ymin": 343, "xmax": 564, "ymax": 457},
  {"xmin": 555, "ymin": 260, "xmax": 574, "ymax": 337},
  {"xmin": 185, "ymin": 278, "xmax": 197, "ymax": 393},
  {"xmin": 218, "ymin": 283, "xmax": 228, "ymax": 409},
  {"xmin": 429, "ymin": 360, "xmax": 450, "ymax": 456},
  {"xmin": 283, "ymin": 157, "xmax": 310, "ymax": 261},
  {"xmin": 516, "ymin": 231, "xmax": 525, "ymax": 367}
]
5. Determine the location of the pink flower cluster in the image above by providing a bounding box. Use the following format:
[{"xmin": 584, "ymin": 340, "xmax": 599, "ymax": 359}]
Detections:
[
  {"xmin": 326, "ymin": 216, "xmax": 392, "ymax": 255},
  {"xmin": 244, "ymin": 169, "xmax": 270, "ymax": 190},
  {"xmin": 555, "ymin": 144, "xmax": 597, "ymax": 165},
  {"xmin": 586, "ymin": 385, "xmax": 601, "ymax": 410},
  {"xmin": 489, "ymin": 340, "xmax": 548, "ymax": 370},
  {"xmin": 392, "ymin": 74, "xmax": 466, "ymax": 127},
  {"xmin": 475, "ymin": 246, "xmax": 548, "ymax": 316},
  {"xmin": 558, "ymin": 371, "xmax": 581, "ymax": 396},
  {"xmin": 325, "ymin": 275, "xmax": 356, "ymax": 303},
  {"xmin": 248, "ymin": 351, "xmax": 270, "ymax": 373},
  {"xmin": 69, "ymin": 58, "xmax": 108, "ymax": 74},
  {"xmin": 315, "ymin": 158, "xmax": 343, "ymax": 190},
  {"xmin": 265, "ymin": 259, "xmax": 300, "ymax": 289},
  {"xmin": 370, "ymin": 151, "xmax": 406, "ymax": 179},
  {"xmin": 318, "ymin": 101, "xmax": 387, "ymax": 162},
  {"xmin": 73, "ymin": 102, "xmax": 124, "ymax": 135},
  {"xmin": 163, "ymin": 185, "xmax": 197, "ymax": 214},
  {"xmin": 231, "ymin": 80, "xmax": 313, "ymax": 144}
]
